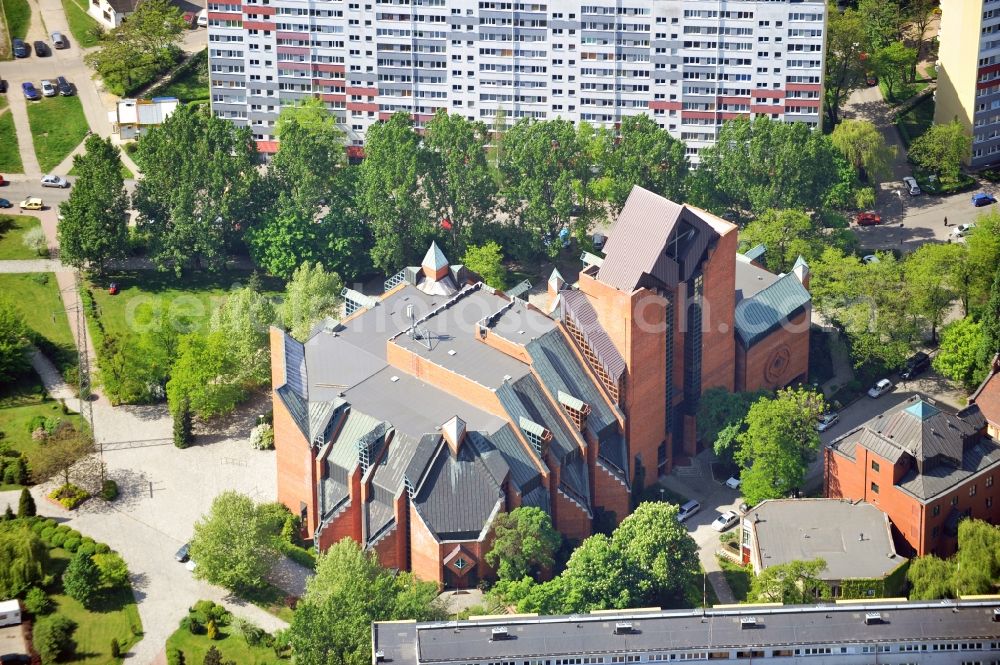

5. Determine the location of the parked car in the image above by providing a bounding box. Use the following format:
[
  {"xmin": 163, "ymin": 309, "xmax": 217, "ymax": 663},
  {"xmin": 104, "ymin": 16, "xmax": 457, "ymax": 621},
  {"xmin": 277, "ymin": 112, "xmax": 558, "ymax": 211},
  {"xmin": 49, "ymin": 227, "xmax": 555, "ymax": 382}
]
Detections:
[
  {"xmin": 593, "ymin": 232, "xmax": 607, "ymax": 251},
  {"xmin": 862, "ymin": 254, "xmax": 880, "ymax": 264},
  {"xmin": 0, "ymin": 79, "xmax": 7, "ymax": 93},
  {"xmin": 711, "ymin": 510, "xmax": 740, "ymax": 532},
  {"xmin": 197, "ymin": 8, "xmax": 208, "ymax": 26},
  {"xmin": 56, "ymin": 76, "xmax": 73, "ymax": 96},
  {"xmin": 33, "ymin": 41, "xmax": 50, "ymax": 57},
  {"xmin": 0, "ymin": 199, "xmax": 11, "ymax": 209},
  {"xmin": 174, "ymin": 542, "xmax": 191, "ymax": 562},
  {"xmin": 19, "ymin": 198, "xmax": 43, "ymax": 210},
  {"xmin": 900, "ymin": 351, "xmax": 931, "ymax": 380},
  {"xmin": 0, "ymin": 174, "xmax": 5, "ymax": 185},
  {"xmin": 12, "ymin": 39, "xmax": 29, "ymax": 58},
  {"xmin": 21, "ymin": 82, "xmax": 40, "ymax": 101},
  {"xmin": 951, "ymin": 222, "xmax": 977, "ymax": 238},
  {"xmin": 972, "ymin": 192, "xmax": 997, "ymax": 207},
  {"xmin": 816, "ymin": 412, "xmax": 840, "ymax": 432},
  {"xmin": 903, "ymin": 176, "xmax": 921, "ymax": 196},
  {"xmin": 40, "ymin": 80, "xmax": 56, "ymax": 97},
  {"xmin": 868, "ymin": 378, "xmax": 893, "ymax": 398},
  {"xmin": 51, "ymin": 32, "xmax": 68, "ymax": 49},
  {"xmin": 676, "ymin": 499, "xmax": 701, "ymax": 523},
  {"xmin": 866, "ymin": 74, "xmax": 878, "ymax": 86},
  {"xmin": 41, "ymin": 175, "xmax": 69, "ymax": 188},
  {"xmin": 725, "ymin": 476, "xmax": 741, "ymax": 490},
  {"xmin": 855, "ymin": 211, "xmax": 881, "ymax": 226}
]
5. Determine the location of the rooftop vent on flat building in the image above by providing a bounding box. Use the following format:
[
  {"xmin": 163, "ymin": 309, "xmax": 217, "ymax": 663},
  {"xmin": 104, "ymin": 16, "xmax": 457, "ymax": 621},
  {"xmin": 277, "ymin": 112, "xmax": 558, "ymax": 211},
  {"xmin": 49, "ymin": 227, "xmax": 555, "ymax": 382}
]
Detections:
[
  {"xmin": 614, "ymin": 622, "xmax": 634, "ymax": 635},
  {"xmin": 491, "ymin": 627, "xmax": 510, "ymax": 641},
  {"xmin": 375, "ymin": 650, "xmax": 385, "ymax": 662},
  {"xmin": 993, "ymin": 608, "xmax": 1000, "ymax": 622},
  {"xmin": 740, "ymin": 617, "xmax": 757, "ymax": 629},
  {"xmin": 864, "ymin": 612, "xmax": 882, "ymax": 625}
]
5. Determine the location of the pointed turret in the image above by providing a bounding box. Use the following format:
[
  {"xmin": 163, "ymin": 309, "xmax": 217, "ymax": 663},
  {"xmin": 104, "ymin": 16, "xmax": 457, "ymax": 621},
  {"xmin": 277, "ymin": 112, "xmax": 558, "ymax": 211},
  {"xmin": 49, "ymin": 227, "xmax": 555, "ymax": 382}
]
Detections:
[
  {"xmin": 442, "ymin": 416, "xmax": 467, "ymax": 457},
  {"xmin": 422, "ymin": 241, "xmax": 450, "ymax": 281}
]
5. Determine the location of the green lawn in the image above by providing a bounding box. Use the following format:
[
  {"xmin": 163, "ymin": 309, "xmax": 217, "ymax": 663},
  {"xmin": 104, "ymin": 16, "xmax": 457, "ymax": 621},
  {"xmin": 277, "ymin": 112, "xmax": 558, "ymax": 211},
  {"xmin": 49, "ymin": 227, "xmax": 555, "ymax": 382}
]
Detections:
[
  {"xmin": 0, "ymin": 95, "xmax": 7, "ymax": 110},
  {"xmin": 0, "ymin": 214, "xmax": 43, "ymax": 259},
  {"xmin": 2, "ymin": 0, "xmax": 30, "ymax": 40},
  {"xmin": 45, "ymin": 548, "xmax": 143, "ymax": 665},
  {"xmin": 151, "ymin": 49, "xmax": 209, "ymax": 103},
  {"xmin": 60, "ymin": 0, "xmax": 101, "ymax": 48},
  {"xmin": 87, "ymin": 270, "xmax": 283, "ymax": 342},
  {"xmin": 0, "ymin": 110, "xmax": 24, "ymax": 173},
  {"xmin": 0, "ymin": 396, "xmax": 85, "ymax": 459},
  {"xmin": 718, "ymin": 557, "xmax": 752, "ymax": 602},
  {"xmin": 897, "ymin": 95, "xmax": 936, "ymax": 148},
  {"xmin": 26, "ymin": 95, "xmax": 91, "ymax": 173},
  {"xmin": 167, "ymin": 623, "xmax": 283, "ymax": 665},
  {"xmin": 0, "ymin": 273, "xmax": 78, "ymax": 371},
  {"xmin": 239, "ymin": 583, "xmax": 295, "ymax": 623}
]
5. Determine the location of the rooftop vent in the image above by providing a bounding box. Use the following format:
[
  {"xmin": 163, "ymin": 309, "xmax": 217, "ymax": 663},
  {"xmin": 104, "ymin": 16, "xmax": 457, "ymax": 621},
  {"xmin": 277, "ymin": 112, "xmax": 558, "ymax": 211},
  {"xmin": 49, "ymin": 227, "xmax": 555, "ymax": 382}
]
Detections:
[
  {"xmin": 375, "ymin": 650, "xmax": 385, "ymax": 662},
  {"xmin": 993, "ymin": 608, "xmax": 999, "ymax": 622},
  {"xmin": 490, "ymin": 627, "xmax": 510, "ymax": 641},
  {"xmin": 864, "ymin": 612, "xmax": 882, "ymax": 625},
  {"xmin": 740, "ymin": 617, "xmax": 757, "ymax": 629},
  {"xmin": 448, "ymin": 349, "xmax": 456, "ymax": 356},
  {"xmin": 390, "ymin": 376, "xmax": 399, "ymax": 383},
  {"xmin": 614, "ymin": 622, "xmax": 633, "ymax": 635}
]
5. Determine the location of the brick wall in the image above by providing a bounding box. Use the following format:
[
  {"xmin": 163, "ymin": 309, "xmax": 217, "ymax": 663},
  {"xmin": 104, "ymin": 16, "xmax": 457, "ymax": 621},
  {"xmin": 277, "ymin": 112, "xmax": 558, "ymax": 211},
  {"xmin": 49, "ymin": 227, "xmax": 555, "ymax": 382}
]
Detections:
[
  {"xmin": 594, "ymin": 462, "xmax": 630, "ymax": 526},
  {"xmin": 478, "ymin": 327, "xmax": 533, "ymax": 364},
  {"xmin": 699, "ymin": 231, "xmax": 736, "ymax": 395},
  {"xmin": 737, "ymin": 308, "xmax": 811, "ymax": 393},
  {"xmin": 409, "ymin": 504, "xmax": 443, "ymax": 586}
]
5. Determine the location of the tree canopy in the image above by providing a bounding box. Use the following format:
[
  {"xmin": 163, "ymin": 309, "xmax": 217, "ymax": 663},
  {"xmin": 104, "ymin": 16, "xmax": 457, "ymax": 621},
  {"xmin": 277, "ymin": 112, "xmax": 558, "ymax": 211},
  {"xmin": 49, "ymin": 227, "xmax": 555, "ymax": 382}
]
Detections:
[
  {"xmin": 830, "ymin": 120, "xmax": 894, "ymax": 184},
  {"xmin": 735, "ymin": 388, "xmax": 825, "ymax": 506},
  {"xmin": 462, "ymin": 242, "xmax": 507, "ymax": 290},
  {"xmin": 281, "ymin": 262, "xmax": 343, "ymax": 342},
  {"xmin": 748, "ymin": 558, "xmax": 832, "ymax": 604},
  {"xmin": 907, "ymin": 519, "xmax": 1000, "ymax": 599},
  {"xmin": 696, "ymin": 388, "xmax": 770, "ymax": 466},
  {"xmin": 165, "ymin": 331, "xmax": 247, "ymax": 419},
  {"xmin": 823, "ymin": 7, "xmax": 867, "ymax": 127},
  {"xmin": 908, "ymin": 120, "xmax": 973, "ymax": 186},
  {"xmin": 57, "ymin": 135, "xmax": 130, "ymax": 273},
  {"xmin": 209, "ymin": 282, "xmax": 276, "ymax": 387},
  {"xmin": 596, "ymin": 114, "xmax": 688, "ymax": 214},
  {"xmin": 0, "ymin": 521, "xmax": 48, "ymax": 597},
  {"xmin": 0, "ymin": 298, "xmax": 30, "ymax": 383},
  {"xmin": 189, "ymin": 491, "xmax": 280, "ymax": 593},
  {"xmin": 62, "ymin": 549, "xmax": 103, "ymax": 609},
  {"xmin": 933, "ymin": 318, "xmax": 986, "ymax": 390},
  {"xmin": 485, "ymin": 507, "xmax": 561, "ymax": 582},
  {"xmin": 288, "ymin": 538, "xmax": 443, "ymax": 665}
]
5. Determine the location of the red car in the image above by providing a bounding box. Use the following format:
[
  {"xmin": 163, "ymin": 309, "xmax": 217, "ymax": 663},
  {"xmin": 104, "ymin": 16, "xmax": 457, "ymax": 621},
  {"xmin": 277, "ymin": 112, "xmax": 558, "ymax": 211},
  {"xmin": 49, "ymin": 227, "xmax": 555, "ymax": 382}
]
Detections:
[
  {"xmin": 0, "ymin": 174, "xmax": 6, "ymax": 186},
  {"xmin": 856, "ymin": 211, "xmax": 881, "ymax": 226}
]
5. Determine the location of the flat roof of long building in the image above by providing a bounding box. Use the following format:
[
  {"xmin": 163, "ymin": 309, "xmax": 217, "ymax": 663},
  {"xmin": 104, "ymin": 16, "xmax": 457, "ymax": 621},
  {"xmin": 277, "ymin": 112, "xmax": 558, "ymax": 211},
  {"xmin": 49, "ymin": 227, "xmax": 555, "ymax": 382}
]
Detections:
[{"xmin": 373, "ymin": 600, "xmax": 1000, "ymax": 665}]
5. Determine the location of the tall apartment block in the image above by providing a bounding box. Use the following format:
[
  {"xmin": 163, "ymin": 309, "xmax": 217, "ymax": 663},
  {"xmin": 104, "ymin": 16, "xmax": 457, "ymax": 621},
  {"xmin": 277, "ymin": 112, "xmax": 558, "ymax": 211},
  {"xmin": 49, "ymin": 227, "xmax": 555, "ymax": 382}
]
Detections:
[
  {"xmin": 937, "ymin": 0, "xmax": 1000, "ymax": 168},
  {"xmin": 207, "ymin": 0, "xmax": 826, "ymax": 161}
]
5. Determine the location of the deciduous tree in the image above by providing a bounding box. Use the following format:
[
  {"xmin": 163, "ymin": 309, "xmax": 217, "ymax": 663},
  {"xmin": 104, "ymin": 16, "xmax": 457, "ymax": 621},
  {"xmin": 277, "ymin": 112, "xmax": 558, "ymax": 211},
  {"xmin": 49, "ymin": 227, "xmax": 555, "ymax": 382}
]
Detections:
[
  {"xmin": 735, "ymin": 388, "xmax": 825, "ymax": 506},
  {"xmin": 857, "ymin": 0, "xmax": 904, "ymax": 52},
  {"xmin": 462, "ymin": 242, "xmax": 507, "ymax": 290},
  {"xmin": 905, "ymin": 242, "xmax": 964, "ymax": 343},
  {"xmin": 979, "ymin": 268, "xmax": 1000, "ymax": 371},
  {"xmin": 288, "ymin": 539, "xmax": 443, "ymax": 665},
  {"xmin": 611, "ymin": 502, "xmax": 700, "ymax": 604},
  {"xmin": 133, "ymin": 105, "xmax": 262, "ymax": 274},
  {"xmin": 696, "ymin": 388, "xmax": 770, "ymax": 465},
  {"xmin": 0, "ymin": 522, "xmax": 48, "ymax": 597},
  {"xmin": 165, "ymin": 331, "xmax": 246, "ymax": 420},
  {"xmin": 485, "ymin": 507, "xmax": 561, "ymax": 581},
  {"xmin": 0, "ymin": 298, "xmax": 29, "ymax": 383},
  {"xmin": 62, "ymin": 550, "xmax": 102, "ymax": 608},
  {"xmin": 209, "ymin": 283, "xmax": 276, "ymax": 387},
  {"xmin": 830, "ymin": 119, "xmax": 894, "ymax": 184},
  {"xmin": 739, "ymin": 209, "xmax": 822, "ymax": 274},
  {"xmin": 907, "ymin": 554, "xmax": 956, "ymax": 600},
  {"xmin": 93, "ymin": 552, "xmax": 131, "ymax": 589},
  {"xmin": 824, "ymin": 8, "xmax": 867, "ymax": 127},
  {"xmin": 281, "ymin": 262, "xmax": 343, "ymax": 342},
  {"xmin": 933, "ymin": 318, "xmax": 986, "ymax": 390},
  {"xmin": 189, "ymin": 491, "xmax": 280, "ymax": 593},
  {"xmin": 599, "ymin": 114, "xmax": 688, "ymax": 214},
  {"xmin": 908, "ymin": 120, "xmax": 973, "ymax": 186},
  {"xmin": 953, "ymin": 519, "xmax": 1000, "ymax": 596},
  {"xmin": 27, "ymin": 427, "xmax": 94, "ymax": 487},
  {"xmin": 358, "ymin": 113, "xmax": 432, "ymax": 272},
  {"xmin": 57, "ymin": 135, "xmax": 129, "ymax": 273},
  {"xmin": 872, "ymin": 41, "xmax": 917, "ymax": 101},
  {"xmin": 748, "ymin": 558, "xmax": 832, "ymax": 604}
]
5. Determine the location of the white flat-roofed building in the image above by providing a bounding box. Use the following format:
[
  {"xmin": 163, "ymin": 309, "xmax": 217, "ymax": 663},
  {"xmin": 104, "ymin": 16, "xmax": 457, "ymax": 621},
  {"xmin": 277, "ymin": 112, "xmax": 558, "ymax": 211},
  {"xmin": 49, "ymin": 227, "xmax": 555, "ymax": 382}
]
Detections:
[{"xmin": 108, "ymin": 97, "xmax": 181, "ymax": 140}]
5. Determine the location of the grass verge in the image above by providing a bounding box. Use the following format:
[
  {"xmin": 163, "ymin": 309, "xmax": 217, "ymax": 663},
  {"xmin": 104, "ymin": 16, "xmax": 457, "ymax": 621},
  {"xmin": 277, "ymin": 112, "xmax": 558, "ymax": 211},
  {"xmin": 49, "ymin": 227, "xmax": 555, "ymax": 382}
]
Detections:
[
  {"xmin": 150, "ymin": 48, "xmax": 209, "ymax": 103},
  {"xmin": 167, "ymin": 623, "xmax": 284, "ymax": 665},
  {"xmin": 60, "ymin": 0, "xmax": 101, "ymax": 48},
  {"xmin": 2, "ymin": 0, "xmax": 30, "ymax": 40},
  {"xmin": 717, "ymin": 557, "xmax": 752, "ymax": 602},
  {"xmin": 26, "ymin": 94, "xmax": 91, "ymax": 173},
  {"xmin": 0, "ymin": 110, "xmax": 24, "ymax": 173},
  {"xmin": 896, "ymin": 95, "xmax": 935, "ymax": 148},
  {"xmin": 0, "ymin": 393, "xmax": 85, "ymax": 458},
  {"xmin": 0, "ymin": 214, "xmax": 43, "ymax": 259},
  {"xmin": 0, "ymin": 273, "xmax": 78, "ymax": 371},
  {"xmin": 238, "ymin": 583, "xmax": 295, "ymax": 623}
]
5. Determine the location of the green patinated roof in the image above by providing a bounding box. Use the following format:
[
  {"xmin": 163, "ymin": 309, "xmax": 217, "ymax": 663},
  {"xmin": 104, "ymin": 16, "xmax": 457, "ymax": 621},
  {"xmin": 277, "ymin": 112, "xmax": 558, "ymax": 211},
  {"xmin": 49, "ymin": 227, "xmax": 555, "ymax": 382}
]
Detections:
[{"xmin": 734, "ymin": 272, "xmax": 811, "ymax": 348}]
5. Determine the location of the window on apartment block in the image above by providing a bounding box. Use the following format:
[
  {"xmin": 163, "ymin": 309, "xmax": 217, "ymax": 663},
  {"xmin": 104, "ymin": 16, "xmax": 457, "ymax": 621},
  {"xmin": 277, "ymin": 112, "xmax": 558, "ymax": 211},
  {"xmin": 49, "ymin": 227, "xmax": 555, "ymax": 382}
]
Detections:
[
  {"xmin": 871, "ymin": 460, "xmax": 880, "ymax": 472},
  {"xmin": 870, "ymin": 482, "xmax": 879, "ymax": 494},
  {"xmin": 987, "ymin": 476, "xmax": 994, "ymax": 487},
  {"xmin": 970, "ymin": 484, "xmax": 977, "ymax": 497},
  {"xmin": 932, "ymin": 504, "xmax": 940, "ymax": 517},
  {"xmin": 932, "ymin": 526, "xmax": 939, "ymax": 537},
  {"xmin": 988, "ymin": 497, "xmax": 994, "ymax": 508},
  {"xmin": 951, "ymin": 496, "xmax": 959, "ymax": 506}
]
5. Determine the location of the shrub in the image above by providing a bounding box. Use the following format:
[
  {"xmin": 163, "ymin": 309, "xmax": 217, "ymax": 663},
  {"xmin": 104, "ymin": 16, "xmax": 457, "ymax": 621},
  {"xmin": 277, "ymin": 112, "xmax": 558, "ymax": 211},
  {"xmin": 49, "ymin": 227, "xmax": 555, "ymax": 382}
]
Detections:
[
  {"xmin": 23, "ymin": 227, "xmax": 49, "ymax": 257},
  {"xmin": 206, "ymin": 619, "xmax": 218, "ymax": 640},
  {"xmin": 50, "ymin": 532, "xmax": 67, "ymax": 548},
  {"xmin": 111, "ymin": 637, "xmax": 121, "ymax": 658},
  {"xmin": 26, "ymin": 416, "xmax": 47, "ymax": 434},
  {"xmin": 167, "ymin": 647, "xmax": 186, "ymax": 665},
  {"xmin": 192, "ymin": 600, "xmax": 230, "ymax": 626},
  {"xmin": 234, "ymin": 617, "xmax": 266, "ymax": 646},
  {"xmin": 173, "ymin": 397, "xmax": 193, "ymax": 449},
  {"xmin": 31, "ymin": 520, "xmax": 48, "ymax": 534},
  {"xmin": 64, "ymin": 537, "xmax": 81, "ymax": 553},
  {"xmin": 180, "ymin": 615, "xmax": 204, "ymax": 635},
  {"xmin": 95, "ymin": 542, "xmax": 111, "ymax": 554},
  {"xmin": 24, "ymin": 587, "xmax": 52, "ymax": 615},
  {"xmin": 62, "ymin": 550, "xmax": 102, "ymax": 609},
  {"xmin": 100, "ymin": 479, "xmax": 119, "ymax": 501},
  {"xmin": 249, "ymin": 423, "xmax": 274, "ymax": 450},
  {"xmin": 77, "ymin": 542, "xmax": 96, "ymax": 557},
  {"xmin": 49, "ymin": 484, "xmax": 90, "ymax": 510},
  {"xmin": 33, "ymin": 615, "xmax": 77, "ymax": 664},
  {"xmin": 55, "ymin": 526, "xmax": 71, "ymax": 536},
  {"xmin": 203, "ymin": 646, "xmax": 223, "ymax": 665},
  {"xmin": 40, "ymin": 527, "xmax": 56, "ymax": 544}
]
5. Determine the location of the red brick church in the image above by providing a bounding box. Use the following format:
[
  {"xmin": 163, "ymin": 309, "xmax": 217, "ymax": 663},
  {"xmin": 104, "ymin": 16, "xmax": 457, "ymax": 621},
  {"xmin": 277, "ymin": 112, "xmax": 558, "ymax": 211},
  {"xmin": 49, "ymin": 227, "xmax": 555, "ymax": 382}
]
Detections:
[{"xmin": 269, "ymin": 187, "xmax": 812, "ymax": 586}]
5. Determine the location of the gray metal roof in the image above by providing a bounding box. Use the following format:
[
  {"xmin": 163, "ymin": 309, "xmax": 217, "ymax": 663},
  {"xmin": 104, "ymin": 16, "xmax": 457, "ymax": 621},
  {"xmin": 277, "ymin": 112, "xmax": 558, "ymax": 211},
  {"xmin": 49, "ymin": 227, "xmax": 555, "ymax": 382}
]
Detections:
[
  {"xmin": 749, "ymin": 499, "xmax": 904, "ymax": 581},
  {"xmin": 405, "ymin": 434, "xmax": 443, "ymax": 496},
  {"xmin": 734, "ymin": 271, "xmax": 811, "ymax": 348},
  {"xmin": 275, "ymin": 385, "xmax": 309, "ymax": 441},
  {"xmin": 520, "ymin": 484, "xmax": 551, "ymax": 512},
  {"xmin": 527, "ymin": 328, "xmax": 620, "ymax": 439},
  {"xmin": 423, "ymin": 242, "xmax": 449, "ymax": 271},
  {"xmin": 559, "ymin": 290, "xmax": 626, "ymax": 382},
  {"xmin": 596, "ymin": 187, "xmax": 724, "ymax": 292},
  {"xmin": 598, "ymin": 430, "xmax": 627, "ymax": 480},
  {"xmin": 897, "ymin": 437, "xmax": 1000, "ymax": 501},
  {"xmin": 372, "ymin": 431, "xmax": 422, "ymax": 495},
  {"xmin": 283, "ymin": 331, "xmax": 308, "ymax": 397},
  {"xmin": 743, "ymin": 244, "xmax": 766, "ymax": 262},
  {"xmin": 482, "ymin": 423, "xmax": 545, "ymax": 493},
  {"xmin": 412, "ymin": 437, "xmax": 506, "ymax": 541},
  {"xmin": 373, "ymin": 600, "xmax": 1000, "ymax": 665},
  {"xmin": 485, "ymin": 299, "xmax": 556, "ymax": 344},
  {"xmin": 326, "ymin": 409, "xmax": 385, "ymax": 472},
  {"xmin": 734, "ymin": 253, "xmax": 780, "ymax": 305},
  {"xmin": 390, "ymin": 287, "xmax": 533, "ymax": 390}
]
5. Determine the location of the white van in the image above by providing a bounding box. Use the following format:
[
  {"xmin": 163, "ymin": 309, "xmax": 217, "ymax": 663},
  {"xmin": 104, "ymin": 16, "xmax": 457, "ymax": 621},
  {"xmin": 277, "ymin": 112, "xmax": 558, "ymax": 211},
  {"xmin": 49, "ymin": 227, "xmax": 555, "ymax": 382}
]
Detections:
[{"xmin": 197, "ymin": 8, "xmax": 208, "ymax": 27}]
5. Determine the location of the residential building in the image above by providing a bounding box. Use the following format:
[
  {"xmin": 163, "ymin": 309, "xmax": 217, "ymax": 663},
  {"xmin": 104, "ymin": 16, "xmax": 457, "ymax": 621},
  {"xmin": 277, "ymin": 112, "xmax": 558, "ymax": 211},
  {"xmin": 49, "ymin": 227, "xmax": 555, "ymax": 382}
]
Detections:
[
  {"xmin": 936, "ymin": 0, "xmax": 1000, "ymax": 168},
  {"xmin": 825, "ymin": 395, "xmax": 1000, "ymax": 558},
  {"xmin": 970, "ymin": 353, "xmax": 1000, "ymax": 439},
  {"xmin": 740, "ymin": 499, "xmax": 907, "ymax": 599},
  {"xmin": 269, "ymin": 186, "xmax": 811, "ymax": 586},
  {"xmin": 88, "ymin": 0, "xmax": 139, "ymax": 29},
  {"xmin": 372, "ymin": 599, "xmax": 1000, "ymax": 665},
  {"xmin": 207, "ymin": 0, "xmax": 826, "ymax": 161},
  {"xmin": 107, "ymin": 98, "xmax": 180, "ymax": 140}
]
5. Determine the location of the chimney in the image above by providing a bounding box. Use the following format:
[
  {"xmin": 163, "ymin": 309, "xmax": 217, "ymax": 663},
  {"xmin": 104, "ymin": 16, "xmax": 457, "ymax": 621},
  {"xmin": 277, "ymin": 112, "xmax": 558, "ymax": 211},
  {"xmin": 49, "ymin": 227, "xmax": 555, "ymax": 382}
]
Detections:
[
  {"xmin": 422, "ymin": 241, "xmax": 450, "ymax": 281},
  {"xmin": 792, "ymin": 256, "xmax": 810, "ymax": 289},
  {"xmin": 442, "ymin": 416, "xmax": 466, "ymax": 456}
]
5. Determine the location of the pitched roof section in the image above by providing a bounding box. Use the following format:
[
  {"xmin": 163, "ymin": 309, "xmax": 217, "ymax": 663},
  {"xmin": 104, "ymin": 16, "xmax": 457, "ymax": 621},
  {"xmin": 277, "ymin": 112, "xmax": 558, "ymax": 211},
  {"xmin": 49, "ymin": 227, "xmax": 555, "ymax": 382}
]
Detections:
[
  {"xmin": 596, "ymin": 186, "xmax": 733, "ymax": 292},
  {"xmin": 970, "ymin": 354, "xmax": 1000, "ymax": 427},
  {"xmin": 743, "ymin": 244, "xmax": 767, "ymax": 262},
  {"xmin": 734, "ymin": 271, "xmax": 812, "ymax": 348},
  {"xmin": 559, "ymin": 290, "xmax": 626, "ymax": 382},
  {"xmin": 422, "ymin": 241, "xmax": 449, "ymax": 271},
  {"xmin": 898, "ymin": 437, "xmax": 1000, "ymax": 500}
]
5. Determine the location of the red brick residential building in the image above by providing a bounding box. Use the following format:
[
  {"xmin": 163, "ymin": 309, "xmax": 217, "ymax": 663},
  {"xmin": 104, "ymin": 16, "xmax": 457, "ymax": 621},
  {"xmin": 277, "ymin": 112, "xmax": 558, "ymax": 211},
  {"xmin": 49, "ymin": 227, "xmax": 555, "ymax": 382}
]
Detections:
[
  {"xmin": 270, "ymin": 187, "xmax": 812, "ymax": 586},
  {"xmin": 970, "ymin": 354, "xmax": 1000, "ymax": 439},
  {"xmin": 825, "ymin": 395, "xmax": 1000, "ymax": 557}
]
